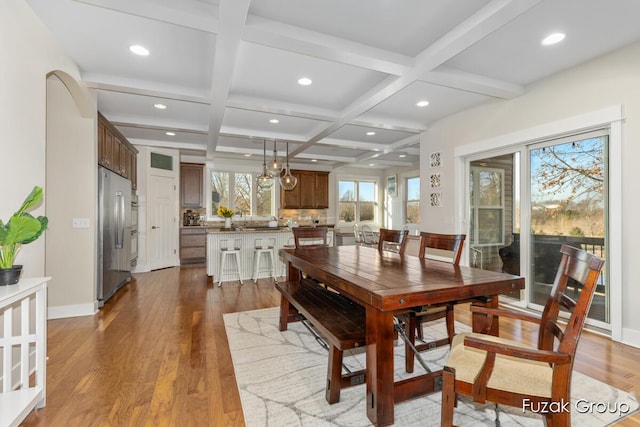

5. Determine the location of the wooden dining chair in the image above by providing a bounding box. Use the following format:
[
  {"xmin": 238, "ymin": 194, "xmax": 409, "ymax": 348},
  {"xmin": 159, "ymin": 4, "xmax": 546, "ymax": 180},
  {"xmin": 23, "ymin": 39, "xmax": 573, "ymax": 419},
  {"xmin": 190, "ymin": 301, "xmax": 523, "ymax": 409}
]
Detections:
[
  {"xmin": 377, "ymin": 228, "xmax": 408, "ymax": 255},
  {"xmin": 441, "ymin": 245, "xmax": 605, "ymax": 427},
  {"xmin": 292, "ymin": 226, "xmax": 328, "ymax": 248},
  {"xmin": 400, "ymin": 232, "xmax": 466, "ymax": 373}
]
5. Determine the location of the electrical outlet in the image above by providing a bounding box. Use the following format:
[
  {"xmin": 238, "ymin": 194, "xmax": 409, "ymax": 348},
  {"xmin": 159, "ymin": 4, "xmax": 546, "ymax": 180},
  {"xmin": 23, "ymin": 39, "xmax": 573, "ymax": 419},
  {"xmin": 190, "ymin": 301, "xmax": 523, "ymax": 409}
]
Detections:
[{"xmin": 72, "ymin": 218, "xmax": 90, "ymax": 228}]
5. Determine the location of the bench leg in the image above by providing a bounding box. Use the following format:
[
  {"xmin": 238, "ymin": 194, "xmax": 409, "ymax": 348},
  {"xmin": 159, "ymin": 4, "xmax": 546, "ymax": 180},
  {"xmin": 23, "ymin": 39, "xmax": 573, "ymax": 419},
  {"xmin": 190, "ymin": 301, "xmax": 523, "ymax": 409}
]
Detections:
[
  {"xmin": 279, "ymin": 295, "xmax": 290, "ymax": 331},
  {"xmin": 326, "ymin": 345, "xmax": 343, "ymax": 404}
]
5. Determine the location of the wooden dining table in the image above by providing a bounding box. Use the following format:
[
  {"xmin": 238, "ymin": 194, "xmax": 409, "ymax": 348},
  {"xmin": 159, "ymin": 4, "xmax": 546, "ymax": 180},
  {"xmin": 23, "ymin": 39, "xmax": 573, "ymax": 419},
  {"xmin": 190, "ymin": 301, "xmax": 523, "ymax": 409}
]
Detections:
[{"xmin": 279, "ymin": 244, "xmax": 525, "ymax": 426}]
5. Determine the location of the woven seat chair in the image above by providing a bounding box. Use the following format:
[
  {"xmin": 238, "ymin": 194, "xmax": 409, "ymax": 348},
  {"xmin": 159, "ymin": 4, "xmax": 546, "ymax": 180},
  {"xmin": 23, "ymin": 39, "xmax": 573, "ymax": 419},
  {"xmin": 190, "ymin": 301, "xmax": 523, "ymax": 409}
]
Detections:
[{"xmin": 441, "ymin": 245, "xmax": 605, "ymax": 426}]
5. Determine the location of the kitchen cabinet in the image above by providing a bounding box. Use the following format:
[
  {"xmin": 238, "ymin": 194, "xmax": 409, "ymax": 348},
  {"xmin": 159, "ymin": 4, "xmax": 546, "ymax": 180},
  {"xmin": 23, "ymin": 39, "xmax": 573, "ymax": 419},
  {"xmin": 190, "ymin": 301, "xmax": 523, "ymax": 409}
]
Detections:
[
  {"xmin": 180, "ymin": 228, "xmax": 206, "ymax": 265},
  {"xmin": 98, "ymin": 112, "xmax": 138, "ymax": 189},
  {"xmin": 180, "ymin": 163, "xmax": 204, "ymax": 208},
  {"xmin": 281, "ymin": 170, "xmax": 329, "ymax": 209}
]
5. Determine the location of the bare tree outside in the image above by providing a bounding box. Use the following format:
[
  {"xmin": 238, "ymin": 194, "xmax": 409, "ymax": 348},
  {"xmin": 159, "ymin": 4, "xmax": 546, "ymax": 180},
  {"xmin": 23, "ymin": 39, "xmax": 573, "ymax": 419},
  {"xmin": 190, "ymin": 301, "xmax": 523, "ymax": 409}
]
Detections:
[
  {"xmin": 234, "ymin": 173, "xmax": 252, "ymax": 215},
  {"xmin": 531, "ymin": 137, "xmax": 606, "ymax": 237},
  {"xmin": 338, "ymin": 180, "xmax": 377, "ymax": 223},
  {"xmin": 211, "ymin": 172, "xmax": 229, "ymax": 214},
  {"xmin": 406, "ymin": 177, "xmax": 420, "ymax": 223},
  {"xmin": 339, "ymin": 182, "xmax": 356, "ymax": 223}
]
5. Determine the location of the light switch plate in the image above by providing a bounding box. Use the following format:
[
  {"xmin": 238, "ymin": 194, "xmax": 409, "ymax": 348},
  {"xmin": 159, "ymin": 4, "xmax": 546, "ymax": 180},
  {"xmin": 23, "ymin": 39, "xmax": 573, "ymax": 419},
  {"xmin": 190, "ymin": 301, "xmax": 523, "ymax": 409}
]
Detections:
[{"xmin": 72, "ymin": 218, "xmax": 90, "ymax": 228}]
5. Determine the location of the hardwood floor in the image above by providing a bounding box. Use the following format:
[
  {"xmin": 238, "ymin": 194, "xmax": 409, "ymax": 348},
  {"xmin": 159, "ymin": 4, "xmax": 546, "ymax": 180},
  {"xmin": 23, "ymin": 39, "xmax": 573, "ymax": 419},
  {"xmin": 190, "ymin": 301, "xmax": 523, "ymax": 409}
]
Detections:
[{"xmin": 21, "ymin": 266, "xmax": 640, "ymax": 426}]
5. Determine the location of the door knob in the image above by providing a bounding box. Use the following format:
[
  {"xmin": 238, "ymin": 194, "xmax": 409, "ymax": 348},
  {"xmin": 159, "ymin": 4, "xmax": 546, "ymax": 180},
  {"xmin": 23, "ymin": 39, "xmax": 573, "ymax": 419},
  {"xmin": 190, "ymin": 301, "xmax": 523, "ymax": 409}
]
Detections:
[{"xmin": 152, "ymin": 226, "xmax": 159, "ymax": 229}]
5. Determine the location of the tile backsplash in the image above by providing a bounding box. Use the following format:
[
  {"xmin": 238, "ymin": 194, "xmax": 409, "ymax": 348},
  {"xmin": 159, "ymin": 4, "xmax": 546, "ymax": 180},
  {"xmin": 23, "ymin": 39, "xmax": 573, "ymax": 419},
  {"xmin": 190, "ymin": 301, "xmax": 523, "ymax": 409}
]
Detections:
[{"xmin": 278, "ymin": 209, "xmax": 333, "ymax": 226}]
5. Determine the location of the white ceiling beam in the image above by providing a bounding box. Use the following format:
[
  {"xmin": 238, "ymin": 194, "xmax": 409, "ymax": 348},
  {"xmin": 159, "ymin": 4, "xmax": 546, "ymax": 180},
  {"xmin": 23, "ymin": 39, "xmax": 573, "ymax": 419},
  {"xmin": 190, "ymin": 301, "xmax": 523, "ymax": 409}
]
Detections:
[
  {"xmin": 129, "ymin": 139, "xmax": 206, "ymax": 152},
  {"xmin": 226, "ymin": 95, "xmax": 339, "ymax": 122},
  {"xmin": 315, "ymin": 138, "xmax": 394, "ymax": 152},
  {"xmin": 243, "ymin": 16, "xmax": 414, "ymax": 76},
  {"xmin": 85, "ymin": 81, "xmax": 211, "ymax": 105},
  {"xmin": 289, "ymin": 0, "xmax": 541, "ymax": 158},
  {"xmin": 413, "ymin": 0, "xmax": 542, "ymax": 70},
  {"xmin": 73, "ymin": 0, "xmax": 218, "ymax": 32},
  {"xmin": 206, "ymin": 0, "xmax": 250, "ymax": 160},
  {"xmin": 420, "ymin": 66, "xmax": 524, "ymax": 99}
]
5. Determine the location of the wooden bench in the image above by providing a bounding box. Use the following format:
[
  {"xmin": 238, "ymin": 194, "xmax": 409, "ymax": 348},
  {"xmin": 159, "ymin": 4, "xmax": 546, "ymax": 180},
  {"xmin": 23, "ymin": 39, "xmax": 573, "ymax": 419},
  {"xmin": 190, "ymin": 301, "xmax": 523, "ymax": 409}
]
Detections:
[{"xmin": 276, "ymin": 278, "xmax": 367, "ymax": 404}]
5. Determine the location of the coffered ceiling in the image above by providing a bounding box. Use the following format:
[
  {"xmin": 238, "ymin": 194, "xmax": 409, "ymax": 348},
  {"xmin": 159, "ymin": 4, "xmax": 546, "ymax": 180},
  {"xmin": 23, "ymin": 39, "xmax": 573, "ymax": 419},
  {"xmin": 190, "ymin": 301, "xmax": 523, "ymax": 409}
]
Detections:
[{"xmin": 27, "ymin": 0, "xmax": 640, "ymax": 170}]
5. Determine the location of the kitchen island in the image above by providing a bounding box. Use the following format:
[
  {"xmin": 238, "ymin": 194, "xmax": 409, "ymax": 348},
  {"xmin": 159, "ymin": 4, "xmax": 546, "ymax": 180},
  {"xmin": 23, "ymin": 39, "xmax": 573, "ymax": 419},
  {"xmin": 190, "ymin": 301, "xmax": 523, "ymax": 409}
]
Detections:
[{"xmin": 206, "ymin": 228, "xmax": 334, "ymax": 282}]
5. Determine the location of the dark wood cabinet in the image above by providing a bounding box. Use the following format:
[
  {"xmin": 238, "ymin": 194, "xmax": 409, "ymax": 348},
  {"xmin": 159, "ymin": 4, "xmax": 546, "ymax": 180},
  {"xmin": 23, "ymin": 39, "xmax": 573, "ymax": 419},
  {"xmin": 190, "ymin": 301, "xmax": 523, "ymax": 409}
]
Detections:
[
  {"xmin": 180, "ymin": 163, "xmax": 204, "ymax": 208},
  {"xmin": 280, "ymin": 170, "xmax": 329, "ymax": 209},
  {"xmin": 180, "ymin": 227, "xmax": 206, "ymax": 265},
  {"xmin": 98, "ymin": 112, "xmax": 138, "ymax": 189}
]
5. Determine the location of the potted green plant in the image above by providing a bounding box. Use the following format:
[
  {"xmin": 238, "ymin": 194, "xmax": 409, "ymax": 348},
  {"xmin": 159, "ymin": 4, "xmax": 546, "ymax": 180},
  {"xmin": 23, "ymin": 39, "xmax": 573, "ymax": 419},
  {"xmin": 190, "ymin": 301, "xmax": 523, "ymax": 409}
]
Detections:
[{"xmin": 0, "ymin": 186, "xmax": 48, "ymax": 286}]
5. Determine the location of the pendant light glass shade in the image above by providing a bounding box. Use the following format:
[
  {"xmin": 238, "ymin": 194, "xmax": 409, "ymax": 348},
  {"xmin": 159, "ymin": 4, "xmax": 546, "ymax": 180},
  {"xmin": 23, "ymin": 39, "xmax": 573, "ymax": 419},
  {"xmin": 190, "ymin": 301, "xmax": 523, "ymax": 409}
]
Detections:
[
  {"xmin": 257, "ymin": 140, "xmax": 274, "ymax": 189},
  {"xmin": 268, "ymin": 139, "xmax": 283, "ymax": 175},
  {"xmin": 279, "ymin": 141, "xmax": 298, "ymax": 190}
]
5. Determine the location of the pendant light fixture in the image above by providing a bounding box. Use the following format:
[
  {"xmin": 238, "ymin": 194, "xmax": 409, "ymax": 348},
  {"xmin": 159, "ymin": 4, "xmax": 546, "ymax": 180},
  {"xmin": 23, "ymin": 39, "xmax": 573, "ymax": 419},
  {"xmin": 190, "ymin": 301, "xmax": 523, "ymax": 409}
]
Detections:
[
  {"xmin": 257, "ymin": 139, "xmax": 274, "ymax": 189},
  {"xmin": 279, "ymin": 141, "xmax": 298, "ymax": 190},
  {"xmin": 268, "ymin": 139, "xmax": 283, "ymax": 176}
]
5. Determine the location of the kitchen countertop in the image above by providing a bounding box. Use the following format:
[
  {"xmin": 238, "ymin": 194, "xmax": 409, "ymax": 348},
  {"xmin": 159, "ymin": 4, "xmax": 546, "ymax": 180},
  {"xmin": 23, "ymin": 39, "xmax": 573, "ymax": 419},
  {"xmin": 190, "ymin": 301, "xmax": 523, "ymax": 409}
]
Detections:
[{"xmin": 207, "ymin": 227, "xmax": 292, "ymax": 233}]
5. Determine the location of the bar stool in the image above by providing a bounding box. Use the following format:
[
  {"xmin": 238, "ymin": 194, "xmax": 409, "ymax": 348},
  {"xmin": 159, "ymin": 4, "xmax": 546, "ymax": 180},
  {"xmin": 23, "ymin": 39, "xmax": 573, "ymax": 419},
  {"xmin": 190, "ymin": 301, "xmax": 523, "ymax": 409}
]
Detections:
[
  {"xmin": 218, "ymin": 238, "xmax": 243, "ymax": 287},
  {"xmin": 252, "ymin": 238, "xmax": 277, "ymax": 283}
]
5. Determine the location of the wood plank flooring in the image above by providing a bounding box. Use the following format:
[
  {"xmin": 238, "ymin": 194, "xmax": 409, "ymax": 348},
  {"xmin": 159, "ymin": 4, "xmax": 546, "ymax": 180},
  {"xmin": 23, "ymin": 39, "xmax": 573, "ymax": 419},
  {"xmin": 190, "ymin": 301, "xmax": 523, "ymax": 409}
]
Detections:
[{"xmin": 21, "ymin": 266, "xmax": 640, "ymax": 426}]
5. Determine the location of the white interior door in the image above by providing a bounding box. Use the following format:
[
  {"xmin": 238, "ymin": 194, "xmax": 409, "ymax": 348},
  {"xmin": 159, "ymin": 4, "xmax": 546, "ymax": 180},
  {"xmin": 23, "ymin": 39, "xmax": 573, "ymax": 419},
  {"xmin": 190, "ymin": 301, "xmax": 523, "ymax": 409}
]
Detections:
[{"xmin": 148, "ymin": 174, "xmax": 178, "ymax": 270}]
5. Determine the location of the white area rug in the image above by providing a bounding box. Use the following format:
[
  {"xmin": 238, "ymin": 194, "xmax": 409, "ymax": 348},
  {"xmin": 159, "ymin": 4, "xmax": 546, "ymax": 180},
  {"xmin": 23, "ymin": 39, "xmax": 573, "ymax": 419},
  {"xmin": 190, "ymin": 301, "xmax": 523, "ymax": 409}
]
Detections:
[{"xmin": 224, "ymin": 307, "xmax": 639, "ymax": 426}]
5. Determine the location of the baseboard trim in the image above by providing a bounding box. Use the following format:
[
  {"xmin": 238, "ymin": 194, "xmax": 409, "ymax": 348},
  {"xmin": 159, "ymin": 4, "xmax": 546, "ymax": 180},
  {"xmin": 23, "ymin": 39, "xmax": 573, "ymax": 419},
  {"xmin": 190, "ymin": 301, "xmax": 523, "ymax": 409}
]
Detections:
[
  {"xmin": 48, "ymin": 303, "xmax": 97, "ymax": 319},
  {"xmin": 622, "ymin": 327, "xmax": 640, "ymax": 349}
]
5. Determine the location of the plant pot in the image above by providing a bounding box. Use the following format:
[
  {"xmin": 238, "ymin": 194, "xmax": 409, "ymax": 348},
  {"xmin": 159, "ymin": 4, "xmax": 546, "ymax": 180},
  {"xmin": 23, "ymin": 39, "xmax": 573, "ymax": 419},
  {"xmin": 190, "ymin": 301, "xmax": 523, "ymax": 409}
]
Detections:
[{"xmin": 0, "ymin": 265, "xmax": 23, "ymax": 286}]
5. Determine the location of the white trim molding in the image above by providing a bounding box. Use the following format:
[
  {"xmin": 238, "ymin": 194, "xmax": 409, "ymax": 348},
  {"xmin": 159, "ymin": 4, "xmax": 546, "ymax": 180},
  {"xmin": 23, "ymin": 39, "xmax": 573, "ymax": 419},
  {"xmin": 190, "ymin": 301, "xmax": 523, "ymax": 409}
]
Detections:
[{"xmin": 454, "ymin": 105, "xmax": 628, "ymax": 345}]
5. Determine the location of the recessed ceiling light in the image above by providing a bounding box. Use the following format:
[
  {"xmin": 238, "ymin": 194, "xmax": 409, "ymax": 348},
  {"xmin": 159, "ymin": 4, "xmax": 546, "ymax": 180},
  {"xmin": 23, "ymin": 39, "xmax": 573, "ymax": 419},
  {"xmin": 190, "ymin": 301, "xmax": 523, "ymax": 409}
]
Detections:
[
  {"xmin": 154, "ymin": 103, "xmax": 167, "ymax": 110},
  {"xmin": 244, "ymin": 153, "xmax": 252, "ymax": 157},
  {"xmin": 541, "ymin": 32, "xmax": 565, "ymax": 46},
  {"xmin": 297, "ymin": 77, "xmax": 312, "ymax": 86},
  {"xmin": 129, "ymin": 45, "xmax": 149, "ymax": 56},
  {"xmin": 369, "ymin": 163, "xmax": 375, "ymax": 167},
  {"xmin": 269, "ymin": 119, "xmax": 279, "ymax": 124},
  {"xmin": 366, "ymin": 131, "xmax": 376, "ymax": 136},
  {"xmin": 165, "ymin": 131, "xmax": 175, "ymax": 136},
  {"xmin": 399, "ymin": 154, "xmax": 407, "ymax": 158},
  {"xmin": 311, "ymin": 159, "xmax": 318, "ymax": 162},
  {"xmin": 416, "ymin": 100, "xmax": 430, "ymax": 107}
]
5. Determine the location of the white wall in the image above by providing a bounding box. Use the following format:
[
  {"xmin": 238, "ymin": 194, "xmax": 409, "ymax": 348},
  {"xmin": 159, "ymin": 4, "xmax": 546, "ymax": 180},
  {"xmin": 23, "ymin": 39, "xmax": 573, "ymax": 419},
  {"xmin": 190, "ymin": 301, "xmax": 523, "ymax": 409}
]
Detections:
[
  {"xmin": 45, "ymin": 76, "xmax": 97, "ymax": 318},
  {"xmin": 0, "ymin": 0, "xmax": 85, "ymax": 281},
  {"xmin": 420, "ymin": 40, "xmax": 640, "ymax": 347}
]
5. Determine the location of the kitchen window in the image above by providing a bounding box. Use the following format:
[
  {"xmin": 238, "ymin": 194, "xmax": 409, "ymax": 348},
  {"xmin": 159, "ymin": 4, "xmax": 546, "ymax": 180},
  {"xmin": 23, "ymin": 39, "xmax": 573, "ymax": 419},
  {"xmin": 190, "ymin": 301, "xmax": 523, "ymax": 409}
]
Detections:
[
  {"xmin": 338, "ymin": 179, "xmax": 378, "ymax": 224},
  {"xmin": 209, "ymin": 170, "xmax": 274, "ymax": 219}
]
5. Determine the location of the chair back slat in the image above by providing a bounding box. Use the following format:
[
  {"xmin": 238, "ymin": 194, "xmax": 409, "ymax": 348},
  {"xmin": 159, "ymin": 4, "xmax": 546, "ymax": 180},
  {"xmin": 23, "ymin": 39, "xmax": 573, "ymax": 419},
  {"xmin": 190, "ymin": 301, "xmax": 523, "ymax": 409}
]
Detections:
[
  {"xmin": 293, "ymin": 227, "xmax": 328, "ymax": 248},
  {"xmin": 538, "ymin": 245, "xmax": 605, "ymax": 356},
  {"xmin": 361, "ymin": 225, "xmax": 377, "ymax": 246},
  {"xmin": 377, "ymin": 228, "xmax": 408, "ymax": 255},
  {"xmin": 418, "ymin": 232, "xmax": 466, "ymax": 265}
]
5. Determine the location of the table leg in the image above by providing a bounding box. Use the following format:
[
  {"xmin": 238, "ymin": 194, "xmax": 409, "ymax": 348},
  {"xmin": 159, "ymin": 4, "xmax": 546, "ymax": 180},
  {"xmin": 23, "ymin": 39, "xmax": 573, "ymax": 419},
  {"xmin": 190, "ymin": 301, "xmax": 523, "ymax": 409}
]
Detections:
[{"xmin": 365, "ymin": 306, "xmax": 395, "ymax": 426}]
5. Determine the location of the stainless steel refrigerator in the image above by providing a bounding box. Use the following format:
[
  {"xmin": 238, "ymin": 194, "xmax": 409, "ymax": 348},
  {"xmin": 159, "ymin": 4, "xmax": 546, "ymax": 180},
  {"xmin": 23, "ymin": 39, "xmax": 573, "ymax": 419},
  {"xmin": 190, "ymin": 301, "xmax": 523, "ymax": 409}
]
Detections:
[{"xmin": 98, "ymin": 166, "xmax": 132, "ymax": 307}]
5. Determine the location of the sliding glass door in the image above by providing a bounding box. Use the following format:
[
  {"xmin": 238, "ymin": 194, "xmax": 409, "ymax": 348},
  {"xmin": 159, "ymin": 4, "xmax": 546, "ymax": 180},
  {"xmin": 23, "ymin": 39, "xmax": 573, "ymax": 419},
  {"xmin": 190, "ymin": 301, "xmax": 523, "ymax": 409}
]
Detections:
[
  {"xmin": 529, "ymin": 133, "xmax": 608, "ymax": 323},
  {"xmin": 467, "ymin": 131, "xmax": 609, "ymax": 325}
]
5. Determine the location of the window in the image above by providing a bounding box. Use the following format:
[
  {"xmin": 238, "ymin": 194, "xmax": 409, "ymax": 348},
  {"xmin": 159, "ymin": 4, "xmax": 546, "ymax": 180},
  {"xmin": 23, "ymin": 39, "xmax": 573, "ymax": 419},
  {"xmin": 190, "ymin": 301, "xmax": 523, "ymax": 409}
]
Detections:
[
  {"xmin": 338, "ymin": 179, "xmax": 378, "ymax": 224},
  {"xmin": 209, "ymin": 170, "xmax": 274, "ymax": 219},
  {"xmin": 405, "ymin": 176, "xmax": 420, "ymax": 223},
  {"xmin": 470, "ymin": 167, "xmax": 504, "ymax": 246}
]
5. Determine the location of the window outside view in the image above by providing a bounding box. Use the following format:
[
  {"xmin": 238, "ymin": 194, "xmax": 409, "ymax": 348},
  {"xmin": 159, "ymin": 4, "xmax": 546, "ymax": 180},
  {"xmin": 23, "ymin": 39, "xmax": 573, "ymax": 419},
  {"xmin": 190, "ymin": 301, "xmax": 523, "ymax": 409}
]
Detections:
[
  {"xmin": 406, "ymin": 177, "xmax": 420, "ymax": 223},
  {"xmin": 338, "ymin": 180, "xmax": 377, "ymax": 223},
  {"xmin": 529, "ymin": 136, "xmax": 607, "ymax": 322},
  {"xmin": 210, "ymin": 171, "xmax": 273, "ymax": 218}
]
